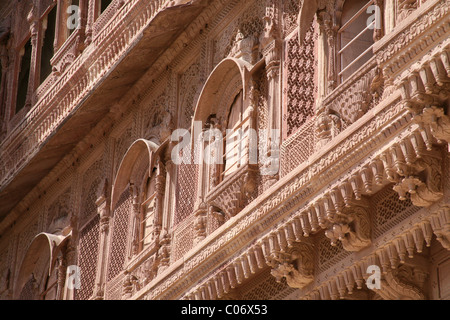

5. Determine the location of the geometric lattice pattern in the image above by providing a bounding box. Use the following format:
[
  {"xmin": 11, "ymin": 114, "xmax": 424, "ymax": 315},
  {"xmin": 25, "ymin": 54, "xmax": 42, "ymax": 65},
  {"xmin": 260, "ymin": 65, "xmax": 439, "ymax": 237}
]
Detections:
[
  {"xmin": 107, "ymin": 189, "xmax": 131, "ymax": 282},
  {"xmin": 372, "ymin": 186, "xmax": 421, "ymax": 238},
  {"xmin": 280, "ymin": 118, "xmax": 315, "ymax": 176},
  {"xmin": 318, "ymin": 235, "xmax": 350, "ymax": 272},
  {"xmin": 174, "ymin": 163, "xmax": 198, "ymax": 226},
  {"xmin": 80, "ymin": 177, "xmax": 101, "ymax": 227},
  {"xmin": 75, "ymin": 215, "xmax": 100, "ymax": 300},
  {"xmin": 285, "ymin": 21, "xmax": 317, "ymax": 137},
  {"xmin": 18, "ymin": 277, "xmax": 36, "ymax": 300},
  {"xmin": 282, "ymin": 0, "xmax": 300, "ymax": 37},
  {"xmin": 172, "ymin": 214, "xmax": 195, "ymax": 263},
  {"xmin": 241, "ymin": 268, "xmax": 294, "ymax": 300}
]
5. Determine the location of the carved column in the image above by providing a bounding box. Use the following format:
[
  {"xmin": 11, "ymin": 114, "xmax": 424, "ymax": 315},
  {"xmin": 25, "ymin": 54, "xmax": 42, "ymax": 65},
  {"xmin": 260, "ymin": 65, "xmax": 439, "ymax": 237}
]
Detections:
[
  {"xmin": 62, "ymin": 243, "xmax": 76, "ymax": 300},
  {"xmin": 26, "ymin": 8, "xmax": 39, "ymax": 107},
  {"xmin": 92, "ymin": 179, "xmax": 110, "ymax": 300},
  {"xmin": 153, "ymin": 161, "xmax": 165, "ymax": 243},
  {"xmin": 54, "ymin": 0, "xmax": 64, "ymax": 51},
  {"xmin": 159, "ymin": 155, "xmax": 174, "ymax": 272},
  {"xmin": 55, "ymin": 255, "xmax": 67, "ymax": 300},
  {"xmin": 260, "ymin": 2, "xmax": 282, "ymax": 186},
  {"xmin": 314, "ymin": 12, "xmax": 341, "ymax": 151},
  {"xmin": 84, "ymin": 0, "xmax": 98, "ymax": 45},
  {"xmin": 321, "ymin": 12, "xmax": 337, "ymax": 92},
  {"xmin": 373, "ymin": 0, "xmax": 384, "ymax": 41},
  {"xmin": 130, "ymin": 183, "xmax": 140, "ymax": 255},
  {"xmin": 193, "ymin": 202, "xmax": 207, "ymax": 245}
]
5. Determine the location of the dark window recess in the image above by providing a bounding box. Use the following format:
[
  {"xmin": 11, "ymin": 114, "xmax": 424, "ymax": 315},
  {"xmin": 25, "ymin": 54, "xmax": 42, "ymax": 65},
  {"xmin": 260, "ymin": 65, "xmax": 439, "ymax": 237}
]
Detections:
[
  {"xmin": 16, "ymin": 39, "xmax": 32, "ymax": 113},
  {"xmin": 40, "ymin": 6, "xmax": 57, "ymax": 84},
  {"xmin": 101, "ymin": 0, "xmax": 113, "ymax": 13},
  {"xmin": 0, "ymin": 59, "xmax": 3, "ymax": 116}
]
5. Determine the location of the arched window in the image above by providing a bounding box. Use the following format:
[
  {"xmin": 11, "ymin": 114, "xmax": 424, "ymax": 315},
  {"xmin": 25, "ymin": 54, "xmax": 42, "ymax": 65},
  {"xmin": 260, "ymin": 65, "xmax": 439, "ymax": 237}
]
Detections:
[
  {"xmin": 16, "ymin": 39, "xmax": 32, "ymax": 113},
  {"xmin": 223, "ymin": 90, "xmax": 244, "ymax": 178},
  {"xmin": 40, "ymin": 5, "xmax": 57, "ymax": 84},
  {"xmin": 338, "ymin": 0, "xmax": 375, "ymax": 83}
]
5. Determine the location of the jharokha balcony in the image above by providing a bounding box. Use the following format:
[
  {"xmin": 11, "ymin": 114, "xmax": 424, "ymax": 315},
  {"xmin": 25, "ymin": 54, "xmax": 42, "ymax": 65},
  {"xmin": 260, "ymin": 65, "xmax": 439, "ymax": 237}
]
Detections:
[
  {"xmin": 0, "ymin": 0, "xmax": 449, "ymax": 302},
  {"xmin": 0, "ymin": 0, "xmax": 206, "ymax": 220}
]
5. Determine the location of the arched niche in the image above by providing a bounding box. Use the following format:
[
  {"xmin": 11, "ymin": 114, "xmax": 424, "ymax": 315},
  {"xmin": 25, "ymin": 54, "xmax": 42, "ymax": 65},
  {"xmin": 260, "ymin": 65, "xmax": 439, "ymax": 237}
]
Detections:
[
  {"xmin": 297, "ymin": 0, "xmax": 320, "ymax": 44},
  {"xmin": 191, "ymin": 57, "xmax": 259, "ymax": 220},
  {"xmin": 192, "ymin": 57, "xmax": 253, "ymax": 134},
  {"xmin": 110, "ymin": 138, "xmax": 166, "ymax": 262},
  {"xmin": 15, "ymin": 232, "xmax": 71, "ymax": 300},
  {"xmin": 111, "ymin": 139, "xmax": 161, "ymax": 211}
]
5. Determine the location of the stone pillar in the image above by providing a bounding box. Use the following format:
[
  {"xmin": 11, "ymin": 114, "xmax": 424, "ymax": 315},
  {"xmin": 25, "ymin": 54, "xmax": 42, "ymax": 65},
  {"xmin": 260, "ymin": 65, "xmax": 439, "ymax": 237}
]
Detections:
[
  {"xmin": 56, "ymin": 255, "xmax": 67, "ymax": 300},
  {"xmin": 154, "ymin": 162, "xmax": 166, "ymax": 242},
  {"xmin": 84, "ymin": 0, "xmax": 99, "ymax": 45},
  {"xmin": 26, "ymin": 8, "xmax": 40, "ymax": 105},
  {"xmin": 323, "ymin": 13, "xmax": 337, "ymax": 92},
  {"xmin": 92, "ymin": 179, "xmax": 110, "ymax": 300},
  {"xmin": 260, "ymin": 2, "xmax": 281, "ymax": 186},
  {"xmin": 159, "ymin": 156, "xmax": 175, "ymax": 272},
  {"xmin": 373, "ymin": 0, "xmax": 384, "ymax": 42},
  {"xmin": 62, "ymin": 244, "xmax": 77, "ymax": 300}
]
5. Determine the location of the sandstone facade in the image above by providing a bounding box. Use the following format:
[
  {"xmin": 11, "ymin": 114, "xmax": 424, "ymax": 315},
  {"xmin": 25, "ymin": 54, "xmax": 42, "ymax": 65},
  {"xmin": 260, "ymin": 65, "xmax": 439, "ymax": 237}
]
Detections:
[{"xmin": 0, "ymin": 0, "xmax": 449, "ymax": 300}]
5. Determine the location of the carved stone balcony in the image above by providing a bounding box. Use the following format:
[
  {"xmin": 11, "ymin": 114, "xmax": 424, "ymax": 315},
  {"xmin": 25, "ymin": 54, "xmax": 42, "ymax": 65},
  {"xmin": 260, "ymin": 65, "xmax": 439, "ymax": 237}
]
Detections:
[
  {"xmin": 324, "ymin": 57, "xmax": 380, "ymax": 128},
  {"xmin": 49, "ymin": 28, "xmax": 84, "ymax": 78},
  {"xmin": 206, "ymin": 163, "xmax": 258, "ymax": 220},
  {"xmin": 0, "ymin": 0, "xmax": 207, "ymax": 223}
]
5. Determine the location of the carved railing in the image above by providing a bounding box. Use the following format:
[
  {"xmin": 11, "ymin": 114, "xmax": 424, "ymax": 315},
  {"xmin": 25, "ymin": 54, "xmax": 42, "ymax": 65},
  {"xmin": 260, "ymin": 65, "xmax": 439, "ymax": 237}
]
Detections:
[
  {"xmin": 0, "ymin": 0, "xmax": 171, "ymax": 189},
  {"xmin": 280, "ymin": 118, "xmax": 315, "ymax": 177},
  {"xmin": 48, "ymin": 28, "xmax": 84, "ymax": 79},
  {"xmin": 171, "ymin": 213, "xmax": 196, "ymax": 263},
  {"xmin": 324, "ymin": 57, "xmax": 380, "ymax": 128},
  {"xmin": 93, "ymin": 0, "xmax": 122, "ymax": 37}
]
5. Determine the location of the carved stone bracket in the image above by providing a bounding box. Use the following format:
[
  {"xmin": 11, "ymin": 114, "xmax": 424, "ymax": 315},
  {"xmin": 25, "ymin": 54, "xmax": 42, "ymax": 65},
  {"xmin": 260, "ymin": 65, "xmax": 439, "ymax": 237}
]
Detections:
[
  {"xmin": 414, "ymin": 106, "xmax": 450, "ymax": 144},
  {"xmin": 315, "ymin": 108, "xmax": 341, "ymax": 150},
  {"xmin": 392, "ymin": 148, "xmax": 444, "ymax": 207},
  {"xmin": 371, "ymin": 255, "xmax": 429, "ymax": 300},
  {"xmin": 325, "ymin": 204, "xmax": 372, "ymax": 252},
  {"xmin": 429, "ymin": 205, "xmax": 450, "ymax": 250},
  {"xmin": 269, "ymin": 242, "xmax": 315, "ymax": 289}
]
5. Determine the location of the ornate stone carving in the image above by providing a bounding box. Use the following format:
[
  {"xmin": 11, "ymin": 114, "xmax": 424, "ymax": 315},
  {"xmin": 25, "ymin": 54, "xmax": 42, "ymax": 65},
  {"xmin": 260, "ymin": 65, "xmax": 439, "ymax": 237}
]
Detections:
[
  {"xmin": 372, "ymin": 255, "xmax": 429, "ymax": 300},
  {"xmin": 429, "ymin": 205, "xmax": 450, "ymax": 250},
  {"xmin": 193, "ymin": 203, "xmax": 207, "ymax": 245},
  {"xmin": 269, "ymin": 242, "xmax": 314, "ymax": 289},
  {"xmin": 229, "ymin": 30, "xmax": 257, "ymax": 64},
  {"xmin": 392, "ymin": 144, "xmax": 444, "ymax": 207},
  {"xmin": 325, "ymin": 204, "xmax": 372, "ymax": 252},
  {"xmin": 315, "ymin": 108, "xmax": 341, "ymax": 150},
  {"xmin": 397, "ymin": 0, "xmax": 419, "ymax": 21},
  {"xmin": 414, "ymin": 106, "xmax": 450, "ymax": 144},
  {"xmin": 206, "ymin": 164, "xmax": 258, "ymax": 219}
]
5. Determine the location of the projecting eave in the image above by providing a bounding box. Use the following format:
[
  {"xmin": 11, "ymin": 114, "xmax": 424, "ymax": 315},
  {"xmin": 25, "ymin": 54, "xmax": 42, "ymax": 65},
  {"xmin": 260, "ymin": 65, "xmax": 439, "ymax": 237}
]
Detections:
[{"xmin": 0, "ymin": 0, "xmax": 209, "ymax": 226}]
